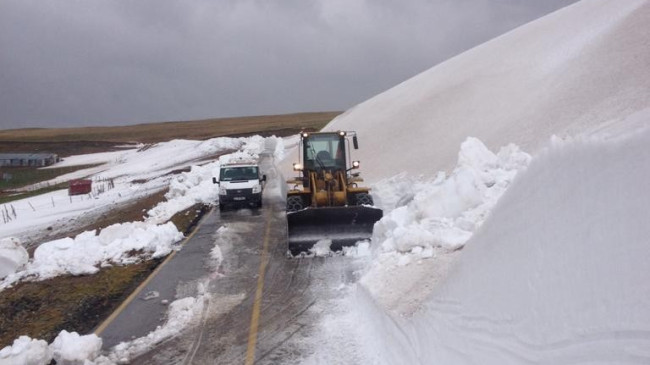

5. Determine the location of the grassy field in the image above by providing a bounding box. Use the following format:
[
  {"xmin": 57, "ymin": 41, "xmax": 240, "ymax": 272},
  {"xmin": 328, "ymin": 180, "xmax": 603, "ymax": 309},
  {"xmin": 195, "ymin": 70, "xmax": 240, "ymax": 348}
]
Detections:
[{"xmin": 0, "ymin": 111, "xmax": 339, "ymax": 156}]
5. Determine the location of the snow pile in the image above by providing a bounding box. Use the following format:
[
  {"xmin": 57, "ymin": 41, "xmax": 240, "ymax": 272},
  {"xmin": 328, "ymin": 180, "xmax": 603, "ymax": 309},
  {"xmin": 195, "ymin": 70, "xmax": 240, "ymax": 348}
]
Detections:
[
  {"xmin": 50, "ymin": 331, "xmax": 102, "ymax": 364},
  {"xmin": 0, "ymin": 336, "xmax": 51, "ymax": 365},
  {"xmin": 0, "ymin": 222, "xmax": 183, "ymax": 290},
  {"xmin": 353, "ymin": 127, "xmax": 650, "ymax": 364},
  {"xmin": 372, "ymin": 137, "xmax": 530, "ymax": 255},
  {"xmin": 0, "ymin": 331, "xmax": 101, "ymax": 365},
  {"xmin": 0, "ymin": 237, "xmax": 28, "ymax": 279},
  {"xmin": 145, "ymin": 162, "xmax": 220, "ymax": 224},
  {"xmin": 357, "ymin": 138, "xmax": 529, "ymax": 314},
  {"xmin": 309, "ymin": 239, "xmax": 334, "ymax": 256}
]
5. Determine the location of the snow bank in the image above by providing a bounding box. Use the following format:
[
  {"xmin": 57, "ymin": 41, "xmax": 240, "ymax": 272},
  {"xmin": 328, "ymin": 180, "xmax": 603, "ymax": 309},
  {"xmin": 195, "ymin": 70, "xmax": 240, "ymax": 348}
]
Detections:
[
  {"xmin": 359, "ymin": 138, "xmax": 529, "ymax": 314},
  {"xmin": 372, "ymin": 137, "xmax": 530, "ymax": 255},
  {"xmin": 0, "ymin": 331, "xmax": 101, "ymax": 365},
  {"xmin": 0, "ymin": 222, "xmax": 183, "ymax": 290},
  {"xmin": 0, "ymin": 237, "xmax": 28, "ymax": 279},
  {"xmin": 0, "ymin": 336, "xmax": 51, "ymax": 365},
  {"xmin": 355, "ymin": 127, "xmax": 650, "ymax": 364}
]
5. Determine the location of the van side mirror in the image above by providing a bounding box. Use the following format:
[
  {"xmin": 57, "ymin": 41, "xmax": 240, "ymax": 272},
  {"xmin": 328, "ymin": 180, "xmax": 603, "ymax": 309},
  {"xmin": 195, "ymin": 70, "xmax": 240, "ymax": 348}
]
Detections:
[
  {"xmin": 261, "ymin": 175, "xmax": 267, "ymax": 182},
  {"xmin": 212, "ymin": 177, "xmax": 218, "ymax": 184},
  {"xmin": 353, "ymin": 136, "xmax": 359, "ymax": 149}
]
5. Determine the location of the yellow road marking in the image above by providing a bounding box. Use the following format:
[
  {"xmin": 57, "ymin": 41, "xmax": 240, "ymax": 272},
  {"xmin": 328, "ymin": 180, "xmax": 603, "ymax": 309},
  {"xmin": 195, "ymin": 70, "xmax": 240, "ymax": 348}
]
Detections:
[
  {"xmin": 245, "ymin": 210, "xmax": 273, "ymax": 365},
  {"xmin": 94, "ymin": 208, "xmax": 213, "ymax": 336}
]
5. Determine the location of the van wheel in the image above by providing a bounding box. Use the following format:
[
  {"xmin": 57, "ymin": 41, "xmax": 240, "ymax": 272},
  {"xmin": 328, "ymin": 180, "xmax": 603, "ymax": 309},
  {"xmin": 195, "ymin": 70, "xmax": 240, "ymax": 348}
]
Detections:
[{"xmin": 219, "ymin": 204, "xmax": 226, "ymax": 212}]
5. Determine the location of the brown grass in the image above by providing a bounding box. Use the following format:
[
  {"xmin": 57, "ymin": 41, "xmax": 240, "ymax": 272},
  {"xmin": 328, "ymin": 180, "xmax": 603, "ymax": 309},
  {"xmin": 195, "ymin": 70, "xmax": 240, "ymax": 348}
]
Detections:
[{"xmin": 0, "ymin": 260, "xmax": 160, "ymax": 348}]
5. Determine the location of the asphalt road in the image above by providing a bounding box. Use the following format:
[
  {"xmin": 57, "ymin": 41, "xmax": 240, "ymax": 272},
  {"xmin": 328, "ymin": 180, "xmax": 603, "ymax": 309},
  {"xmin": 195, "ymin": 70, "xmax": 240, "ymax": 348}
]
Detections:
[{"xmin": 96, "ymin": 145, "xmax": 364, "ymax": 364}]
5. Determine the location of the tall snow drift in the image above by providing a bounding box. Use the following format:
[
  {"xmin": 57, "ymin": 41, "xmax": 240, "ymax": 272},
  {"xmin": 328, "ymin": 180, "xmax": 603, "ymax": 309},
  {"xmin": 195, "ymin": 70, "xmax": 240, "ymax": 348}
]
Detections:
[
  {"xmin": 324, "ymin": 0, "xmax": 650, "ymax": 183},
  {"xmin": 355, "ymin": 126, "xmax": 650, "ymax": 364}
]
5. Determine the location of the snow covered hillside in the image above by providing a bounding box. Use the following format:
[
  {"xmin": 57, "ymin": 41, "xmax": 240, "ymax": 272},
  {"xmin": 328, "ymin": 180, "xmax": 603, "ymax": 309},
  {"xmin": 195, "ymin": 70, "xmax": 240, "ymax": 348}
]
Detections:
[{"xmin": 325, "ymin": 0, "xmax": 650, "ymax": 184}]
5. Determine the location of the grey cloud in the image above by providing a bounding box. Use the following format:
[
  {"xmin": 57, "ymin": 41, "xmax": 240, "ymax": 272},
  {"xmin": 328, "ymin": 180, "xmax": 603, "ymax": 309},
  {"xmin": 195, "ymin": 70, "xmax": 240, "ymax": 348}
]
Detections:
[{"xmin": 0, "ymin": 0, "xmax": 577, "ymax": 129}]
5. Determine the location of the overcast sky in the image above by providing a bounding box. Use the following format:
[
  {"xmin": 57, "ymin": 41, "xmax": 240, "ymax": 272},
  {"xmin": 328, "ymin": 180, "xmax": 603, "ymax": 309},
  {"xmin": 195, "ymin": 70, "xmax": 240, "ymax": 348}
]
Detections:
[{"xmin": 0, "ymin": 0, "xmax": 577, "ymax": 130}]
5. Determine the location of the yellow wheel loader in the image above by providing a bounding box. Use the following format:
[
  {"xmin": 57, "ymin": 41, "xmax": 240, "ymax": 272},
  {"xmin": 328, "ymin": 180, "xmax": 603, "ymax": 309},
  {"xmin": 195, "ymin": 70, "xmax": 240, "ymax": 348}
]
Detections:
[{"xmin": 286, "ymin": 130, "xmax": 383, "ymax": 255}]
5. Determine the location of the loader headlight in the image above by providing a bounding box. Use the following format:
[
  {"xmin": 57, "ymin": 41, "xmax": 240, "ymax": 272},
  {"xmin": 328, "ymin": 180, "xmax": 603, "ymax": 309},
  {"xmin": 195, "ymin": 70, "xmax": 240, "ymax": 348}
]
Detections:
[
  {"xmin": 338, "ymin": 131, "xmax": 347, "ymax": 136},
  {"xmin": 301, "ymin": 132, "xmax": 309, "ymax": 138},
  {"xmin": 293, "ymin": 163, "xmax": 303, "ymax": 171},
  {"xmin": 352, "ymin": 160, "xmax": 360, "ymax": 169}
]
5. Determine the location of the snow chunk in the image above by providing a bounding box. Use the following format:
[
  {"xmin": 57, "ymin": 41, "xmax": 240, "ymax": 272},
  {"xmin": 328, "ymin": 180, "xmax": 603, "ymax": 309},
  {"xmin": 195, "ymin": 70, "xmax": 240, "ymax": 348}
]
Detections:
[
  {"xmin": 0, "ymin": 237, "xmax": 28, "ymax": 279},
  {"xmin": 0, "ymin": 336, "xmax": 52, "ymax": 365},
  {"xmin": 50, "ymin": 331, "xmax": 102, "ymax": 365},
  {"xmin": 310, "ymin": 239, "xmax": 333, "ymax": 256}
]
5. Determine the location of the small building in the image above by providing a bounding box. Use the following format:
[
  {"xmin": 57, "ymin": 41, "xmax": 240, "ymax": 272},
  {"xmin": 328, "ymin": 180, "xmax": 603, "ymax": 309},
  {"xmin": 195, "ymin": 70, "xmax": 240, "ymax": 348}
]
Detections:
[
  {"xmin": 69, "ymin": 179, "xmax": 92, "ymax": 195},
  {"xmin": 0, "ymin": 153, "xmax": 59, "ymax": 167}
]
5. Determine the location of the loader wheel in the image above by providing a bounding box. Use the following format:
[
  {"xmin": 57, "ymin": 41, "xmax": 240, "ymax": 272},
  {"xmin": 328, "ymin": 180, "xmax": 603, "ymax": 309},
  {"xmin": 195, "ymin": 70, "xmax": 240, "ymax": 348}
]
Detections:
[
  {"xmin": 286, "ymin": 196, "xmax": 304, "ymax": 212},
  {"xmin": 355, "ymin": 193, "xmax": 374, "ymax": 206}
]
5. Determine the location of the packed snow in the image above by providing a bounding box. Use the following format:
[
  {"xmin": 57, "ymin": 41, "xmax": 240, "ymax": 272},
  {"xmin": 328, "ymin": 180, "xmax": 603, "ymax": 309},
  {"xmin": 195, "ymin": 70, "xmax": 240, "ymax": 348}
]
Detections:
[{"xmin": 2, "ymin": 0, "xmax": 650, "ymax": 363}]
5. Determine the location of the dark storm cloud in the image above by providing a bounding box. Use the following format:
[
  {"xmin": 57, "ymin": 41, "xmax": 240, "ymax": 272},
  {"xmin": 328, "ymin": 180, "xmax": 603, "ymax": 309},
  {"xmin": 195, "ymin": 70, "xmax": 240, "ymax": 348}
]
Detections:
[{"xmin": 0, "ymin": 0, "xmax": 577, "ymax": 129}]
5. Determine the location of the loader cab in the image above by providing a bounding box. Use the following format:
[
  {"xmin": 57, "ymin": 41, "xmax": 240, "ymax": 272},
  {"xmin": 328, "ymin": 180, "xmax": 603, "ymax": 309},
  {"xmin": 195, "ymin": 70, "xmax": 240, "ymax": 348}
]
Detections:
[{"xmin": 302, "ymin": 132, "xmax": 346, "ymax": 172}]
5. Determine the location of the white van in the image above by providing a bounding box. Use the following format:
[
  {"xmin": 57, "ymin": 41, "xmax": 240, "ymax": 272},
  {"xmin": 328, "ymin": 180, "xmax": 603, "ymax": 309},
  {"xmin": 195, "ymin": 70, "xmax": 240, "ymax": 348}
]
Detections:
[{"xmin": 212, "ymin": 162, "xmax": 266, "ymax": 211}]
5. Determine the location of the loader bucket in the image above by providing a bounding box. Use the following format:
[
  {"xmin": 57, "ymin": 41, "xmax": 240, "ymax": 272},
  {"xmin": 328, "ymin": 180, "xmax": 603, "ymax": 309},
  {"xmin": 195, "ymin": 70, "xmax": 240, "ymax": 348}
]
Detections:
[{"xmin": 287, "ymin": 206, "xmax": 383, "ymax": 255}]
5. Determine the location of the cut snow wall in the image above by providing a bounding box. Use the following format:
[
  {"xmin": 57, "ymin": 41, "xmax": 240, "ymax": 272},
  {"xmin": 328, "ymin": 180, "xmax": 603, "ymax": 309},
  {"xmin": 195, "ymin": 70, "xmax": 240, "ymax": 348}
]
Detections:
[{"xmin": 355, "ymin": 127, "xmax": 650, "ymax": 364}]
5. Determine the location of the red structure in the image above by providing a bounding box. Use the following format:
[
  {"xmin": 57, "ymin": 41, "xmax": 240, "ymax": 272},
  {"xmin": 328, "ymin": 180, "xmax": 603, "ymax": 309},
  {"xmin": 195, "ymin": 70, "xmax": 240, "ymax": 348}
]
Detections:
[{"xmin": 68, "ymin": 179, "xmax": 92, "ymax": 195}]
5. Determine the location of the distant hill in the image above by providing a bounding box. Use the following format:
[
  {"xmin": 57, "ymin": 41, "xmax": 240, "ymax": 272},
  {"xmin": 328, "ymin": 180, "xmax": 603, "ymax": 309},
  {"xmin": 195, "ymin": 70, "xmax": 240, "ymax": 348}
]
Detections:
[{"xmin": 0, "ymin": 112, "xmax": 339, "ymax": 156}]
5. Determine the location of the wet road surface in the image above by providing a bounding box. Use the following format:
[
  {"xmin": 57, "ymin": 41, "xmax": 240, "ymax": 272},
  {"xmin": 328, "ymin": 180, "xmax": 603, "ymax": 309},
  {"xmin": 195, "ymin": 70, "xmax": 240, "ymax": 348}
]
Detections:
[{"xmin": 97, "ymin": 148, "xmax": 365, "ymax": 364}]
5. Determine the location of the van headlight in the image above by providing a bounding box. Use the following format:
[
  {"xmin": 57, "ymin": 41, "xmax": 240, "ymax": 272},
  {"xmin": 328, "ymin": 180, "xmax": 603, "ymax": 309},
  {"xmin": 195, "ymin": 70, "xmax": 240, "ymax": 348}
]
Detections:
[
  {"xmin": 219, "ymin": 186, "xmax": 227, "ymax": 195},
  {"xmin": 252, "ymin": 185, "xmax": 261, "ymax": 194}
]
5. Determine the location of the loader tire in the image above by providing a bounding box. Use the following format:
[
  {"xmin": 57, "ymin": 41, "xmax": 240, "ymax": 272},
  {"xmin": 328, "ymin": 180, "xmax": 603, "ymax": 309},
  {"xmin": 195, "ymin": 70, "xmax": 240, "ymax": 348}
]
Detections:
[
  {"xmin": 355, "ymin": 193, "xmax": 373, "ymax": 206},
  {"xmin": 286, "ymin": 196, "xmax": 304, "ymax": 212}
]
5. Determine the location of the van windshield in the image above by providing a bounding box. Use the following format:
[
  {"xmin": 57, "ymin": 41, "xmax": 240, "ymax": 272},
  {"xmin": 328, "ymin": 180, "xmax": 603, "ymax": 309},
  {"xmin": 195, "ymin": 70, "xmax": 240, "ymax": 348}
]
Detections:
[{"xmin": 220, "ymin": 166, "xmax": 259, "ymax": 181}]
